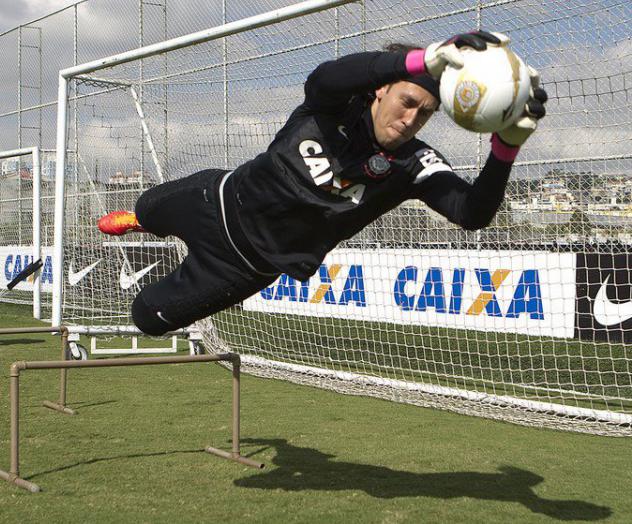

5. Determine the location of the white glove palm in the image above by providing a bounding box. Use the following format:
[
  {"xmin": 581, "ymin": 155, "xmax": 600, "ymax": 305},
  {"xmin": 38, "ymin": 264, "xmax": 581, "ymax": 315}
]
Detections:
[{"xmin": 497, "ymin": 66, "xmax": 548, "ymax": 147}]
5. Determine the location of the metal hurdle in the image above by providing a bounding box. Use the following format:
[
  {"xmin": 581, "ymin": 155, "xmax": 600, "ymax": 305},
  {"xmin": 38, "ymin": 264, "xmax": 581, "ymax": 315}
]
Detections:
[
  {"xmin": 0, "ymin": 326, "xmax": 75, "ymax": 415},
  {"xmin": 0, "ymin": 351, "xmax": 263, "ymax": 492}
]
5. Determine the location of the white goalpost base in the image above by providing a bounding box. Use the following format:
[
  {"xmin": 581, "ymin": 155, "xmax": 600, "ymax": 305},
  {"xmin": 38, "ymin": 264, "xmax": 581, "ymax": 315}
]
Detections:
[
  {"xmin": 64, "ymin": 325, "xmax": 203, "ymax": 357},
  {"xmin": 51, "ymin": 0, "xmax": 632, "ymax": 435}
]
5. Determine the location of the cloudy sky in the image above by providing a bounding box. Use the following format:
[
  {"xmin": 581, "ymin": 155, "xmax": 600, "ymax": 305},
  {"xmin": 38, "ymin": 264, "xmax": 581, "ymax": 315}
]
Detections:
[
  {"xmin": 0, "ymin": 0, "xmax": 628, "ymax": 177},
  {"xmin": 0, "ymin": 0, "xmax": 76, "ymax": 34}
]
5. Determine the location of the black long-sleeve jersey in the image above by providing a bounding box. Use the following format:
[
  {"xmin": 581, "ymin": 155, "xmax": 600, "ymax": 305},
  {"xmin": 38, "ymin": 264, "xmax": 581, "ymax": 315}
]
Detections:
[{"xmin": 221, "ymin": 51, "xmax": 514, "ymax": 281}]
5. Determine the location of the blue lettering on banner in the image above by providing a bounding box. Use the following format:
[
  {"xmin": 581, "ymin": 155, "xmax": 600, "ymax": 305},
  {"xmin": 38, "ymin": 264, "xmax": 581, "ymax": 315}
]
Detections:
[
  {"xmin": 506, "ymin": 269, "xmax": 544, "ymax": 319},
  {"xmin": 394, "ymin": 266, "xmax": 466, "ymax": 314},
  {"xmin": 261, "ymin": 264, "xmax": 366, "ymax": 307},
  {"xmin": 259, "ymin": 263, "xmax": 544, "ymax": 320},
  {"xmin": 5, "ymin": 254, "xmax": 33, "ymax": 281},
  {"xmin": 4, "ymin": 255, "xmax": 13, "ymax": 282},
  {"xmin": 41, "ymin": 256, "xmax": 53, "ymax": 284},
  {"xmin": 415, "ymin": 267, "xmax": 446, "ymax": 313},
  {"xmin": 339, "ymin": 264, "xmax": 366, "ymax": 306},
  {"xmin": 393, "ymin": 266, "xmax": 417, "ymax": 311},
  {"xmin": 393, "ymin": 266, "xmax": 544, "ymax": 320},
  {"xmin": 259, "ymin": 275, "xmax": 309, "ymax": 302},
  {"xmin": 317, "ymin": 264, "xmax": 338, "ymax": 305},
  {"xmin": 273, "ymin": 274, "xmax": 298, "ymax": 302},
  {"xmin": 260, "ymin": 286, "xmax": 274, "ymax": 300},
  {"xmin": 449, "ymin": 268, "xmax": 465, "ymax": 314},
  {"xmin": 13, "ymin": 255, "xmax": 28, "ymax": 280},
  {"xmin": 4, "ymin": 253, "xmax": 54, "ymax": 285},
  {"xmin": 474, "ymin": 268, "xmax": 504, "ymax": 317}
]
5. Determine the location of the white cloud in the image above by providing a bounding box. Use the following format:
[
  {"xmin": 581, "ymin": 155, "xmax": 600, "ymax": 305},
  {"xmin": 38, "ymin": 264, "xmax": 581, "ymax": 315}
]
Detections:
[
  {"xmin": 0, "ymin": 0, "xmax": 629, "ymax": 179},
  {"xmin": 0, "ymin": 0, "xmax": 76, "ymax": 34}
]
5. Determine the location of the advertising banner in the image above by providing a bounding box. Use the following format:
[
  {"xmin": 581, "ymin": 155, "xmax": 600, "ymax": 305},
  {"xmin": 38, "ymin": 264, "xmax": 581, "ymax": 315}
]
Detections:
[
  {"xmin": 576, "ymin": 253, "xmax": 632, "ymax": 343},
  {"xmin": 65, "ymin": 241, "xmax": 180, "ymax": 296},
  {"xmin": 1, "ymin": 246, "xmax": 54, "ymax": 293},
  {"xmin": 1, "ymin": 243, "xmax": 179, "ymax": 298},
  {"xmin": 243, "ymin": 249, "xmax": 577, "ymax": 338}
]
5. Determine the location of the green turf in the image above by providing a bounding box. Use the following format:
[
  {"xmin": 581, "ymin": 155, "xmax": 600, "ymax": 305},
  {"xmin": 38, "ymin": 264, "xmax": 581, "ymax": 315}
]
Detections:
[{"xmin": 0, "ymin": 302, "xmax": 631, "ymax": 523}]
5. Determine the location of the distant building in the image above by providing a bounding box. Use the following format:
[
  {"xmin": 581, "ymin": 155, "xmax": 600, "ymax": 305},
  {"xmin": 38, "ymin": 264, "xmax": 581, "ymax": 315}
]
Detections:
[
  {"xmin": 108, "ymin": 170, "xmax": 144, "ymax": 185},
  {"xmin": 2, "ymin": 158, "xmax": 21, "ymax": 177},
  {"xmin": 1, "ymin": 167, "xmax": 33, "ymax": 181},
  {"xmin": 507, "ymin": 173, "xmax": 632, "ymax": 230}
]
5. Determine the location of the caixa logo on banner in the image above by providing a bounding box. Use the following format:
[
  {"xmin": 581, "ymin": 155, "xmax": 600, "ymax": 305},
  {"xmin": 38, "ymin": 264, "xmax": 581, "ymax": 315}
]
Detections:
[
  {"xmin": 259, "ymin": 263, "xmax": 543, "ymax": 320},
  {"xmin": 576, "ymin": 253, "xmax": 632, "ymax": 343},
  {"xmin": 261, "ymin": 264, "xmax": 366, "ymax": 306},
  {"xmin": 393, "ymin": 266, "xmax": 543, "ymax": 319},
  {"xmin": 4, "ymin": 253, "xmax": 53, "ymax": 289}
]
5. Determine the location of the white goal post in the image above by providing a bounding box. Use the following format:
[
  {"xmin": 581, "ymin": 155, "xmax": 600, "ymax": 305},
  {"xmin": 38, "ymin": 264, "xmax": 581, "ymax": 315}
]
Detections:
[
  {"xmin": 51, "ymin": 0, "xmax": 632, "ymax": 435},
  {"xmin": 0, "ymin": 147, "xmax": 42, "ymax": 319},
  {"xmin": 51, "ymin": 0, "xmax": 359, "ymax": 350}
]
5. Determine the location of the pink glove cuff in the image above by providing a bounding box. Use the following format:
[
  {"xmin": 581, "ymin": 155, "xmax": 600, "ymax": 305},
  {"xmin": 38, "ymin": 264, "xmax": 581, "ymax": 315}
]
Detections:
[
  {"xmin": 405, "ymin": 49, "xmax": 426, "ymax": 76},
  {"xmin": 491, "ymin": 133, "xmax": 520, "ymax": 163}
]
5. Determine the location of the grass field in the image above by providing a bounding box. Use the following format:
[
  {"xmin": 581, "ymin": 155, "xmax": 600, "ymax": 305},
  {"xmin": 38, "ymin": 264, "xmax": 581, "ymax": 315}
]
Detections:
[{"xmin": 1, "ymin": 302, "xmax": 631, "ymax": 523}]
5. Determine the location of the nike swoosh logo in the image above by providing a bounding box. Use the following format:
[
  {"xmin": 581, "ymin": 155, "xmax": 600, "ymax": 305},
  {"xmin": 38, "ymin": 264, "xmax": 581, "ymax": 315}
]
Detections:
[
  {"xmin": 593, "ymin": 274, "xmax": 632, "ymax": 326},
  {"xmin": 68, "ymin": 259, "xmax": 102, "ymax": 286},
  {"xmin": 119, "ymin": 261, "xmax": 160, "ymax": 290},
  {"xmin": 337, "ymin": 125, "xmax": 348, "ymax": 139}
]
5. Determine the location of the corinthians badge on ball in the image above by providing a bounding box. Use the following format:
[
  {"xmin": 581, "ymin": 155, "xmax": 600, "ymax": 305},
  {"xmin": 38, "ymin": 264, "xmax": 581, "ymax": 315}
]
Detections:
[{"xmin": 455, "ymin": 80, "xmax": 481, "ymax": 112}]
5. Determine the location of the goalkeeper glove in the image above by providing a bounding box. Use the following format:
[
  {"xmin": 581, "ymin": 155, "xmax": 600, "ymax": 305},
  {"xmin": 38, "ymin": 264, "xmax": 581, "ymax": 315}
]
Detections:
[
  {"xmin": 495, "ymin": 66, "xmax": 548, "ymax": 147},
  {"xmin": 423, "ymin": 30, "xmax": 508, "ymax": 79}
]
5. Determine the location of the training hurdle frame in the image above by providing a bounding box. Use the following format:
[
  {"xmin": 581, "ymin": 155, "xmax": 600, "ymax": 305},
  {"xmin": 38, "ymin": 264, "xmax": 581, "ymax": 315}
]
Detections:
[
  {"xmin": 0, "ymin": 326, "xmax": 75, "ymax": 415},
  {"xmin": 0, "ymin": 351, "xmax": 263, "ymax": 493}
]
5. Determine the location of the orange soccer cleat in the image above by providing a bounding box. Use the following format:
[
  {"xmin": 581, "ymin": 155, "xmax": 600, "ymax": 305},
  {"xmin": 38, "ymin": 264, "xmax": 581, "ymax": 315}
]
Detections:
[{"xmin": 98, "ymin": 211, "xmax": 145, "ymax": 236}]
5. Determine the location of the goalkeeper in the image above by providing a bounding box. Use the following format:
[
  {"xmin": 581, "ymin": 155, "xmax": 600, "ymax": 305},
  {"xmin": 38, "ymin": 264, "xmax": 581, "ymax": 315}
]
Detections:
[{"xmin": 98, "ymin": 30, "xmax": 547, "ymax": 336}]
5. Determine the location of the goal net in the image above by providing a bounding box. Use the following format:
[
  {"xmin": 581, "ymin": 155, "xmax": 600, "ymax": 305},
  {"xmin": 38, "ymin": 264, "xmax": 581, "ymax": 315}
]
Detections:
[{"xmin": 53, "ymin": 0, "xmax": 632, "ymax": 435}]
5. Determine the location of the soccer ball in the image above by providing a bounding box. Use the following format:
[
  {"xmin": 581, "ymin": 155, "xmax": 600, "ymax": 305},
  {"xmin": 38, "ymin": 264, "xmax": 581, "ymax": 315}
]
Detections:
[{"xmin": 439, "ymin": 45, "xmax": 531, "ymax": 133}]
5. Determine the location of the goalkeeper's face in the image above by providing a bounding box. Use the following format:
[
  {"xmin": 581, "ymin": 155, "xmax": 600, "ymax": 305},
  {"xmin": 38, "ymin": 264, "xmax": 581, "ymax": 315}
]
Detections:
[{"xmin": 371, "ymin": 81, "xmax": 439, "ymax": 150}]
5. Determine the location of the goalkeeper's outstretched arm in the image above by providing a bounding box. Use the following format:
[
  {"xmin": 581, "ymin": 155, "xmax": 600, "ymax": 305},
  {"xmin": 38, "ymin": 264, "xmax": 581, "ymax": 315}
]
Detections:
[
  {"xmin": 416, "ymin": 151, "xmax": 513, "ymax": 231},
  {"xmin": 303, "ymin": 31, "xmax": 501, "ymax": 113},
  {"xmin": 304, "ymin": 51, "xmax": 415, "ymax": 112},
  {"xmin": 416, "ymin": 67, "xmax": 548, "ymax": 231}
]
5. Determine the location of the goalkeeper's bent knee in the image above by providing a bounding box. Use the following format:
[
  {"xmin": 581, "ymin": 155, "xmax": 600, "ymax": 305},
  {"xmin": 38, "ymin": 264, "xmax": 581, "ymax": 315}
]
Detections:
[{"xmin": 132, "ymin": 294, "xmax": 172, "ymax": 336}]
